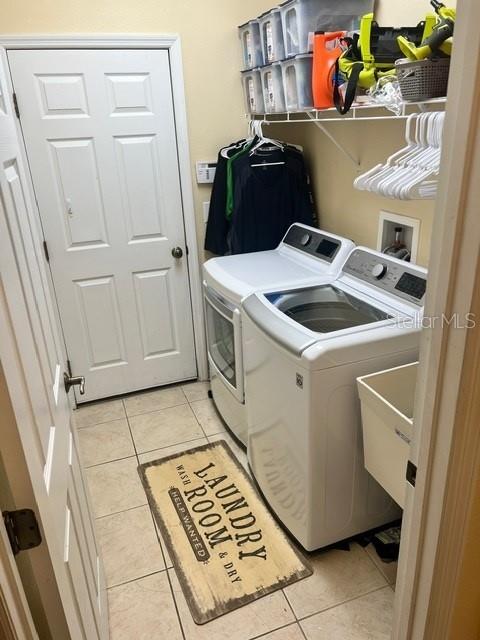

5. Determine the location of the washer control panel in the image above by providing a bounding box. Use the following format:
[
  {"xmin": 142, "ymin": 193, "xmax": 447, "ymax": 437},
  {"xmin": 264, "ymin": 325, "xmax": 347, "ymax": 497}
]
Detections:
[
  {"xmin": 283, "ymin": 224, "xmax": 344, "ymax": 264},
  {"xmin": 343, "ymin": 249, "xmax": 427, "ymax": 306}
]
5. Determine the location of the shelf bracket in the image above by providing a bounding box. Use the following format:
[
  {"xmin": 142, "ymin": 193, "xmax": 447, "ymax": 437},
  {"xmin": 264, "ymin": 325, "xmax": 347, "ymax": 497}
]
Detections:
[{"xmin": 307, "ymin": 112, "xmax": 360, "ymax": 168}]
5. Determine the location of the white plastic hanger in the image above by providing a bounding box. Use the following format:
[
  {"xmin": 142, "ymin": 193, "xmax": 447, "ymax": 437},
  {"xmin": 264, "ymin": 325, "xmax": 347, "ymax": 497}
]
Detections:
[
  {"xmin": 354, "ymin": 114, "xmax": 420, "ymax": 191},
  {"xmin": 220, "ymin": 120, "xmax": 256, "ymax": 160},
  {"xmin": 249, "ymin": 119, "xmax": 286, "ymax": 168},
  {"xmin": 354, "ymin": 111, "xmax": 444, "ymax": 200}
]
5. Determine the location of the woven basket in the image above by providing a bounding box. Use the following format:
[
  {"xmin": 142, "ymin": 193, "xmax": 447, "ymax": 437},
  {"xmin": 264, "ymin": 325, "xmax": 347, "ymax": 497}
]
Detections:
[{"xmin": 396, "ymin": 58, "xmax": 450, "ymax": 102}]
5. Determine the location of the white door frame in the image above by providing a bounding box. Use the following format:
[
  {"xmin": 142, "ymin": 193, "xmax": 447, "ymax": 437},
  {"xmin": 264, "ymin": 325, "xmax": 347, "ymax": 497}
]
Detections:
[
  {"xmin": 0, "ymin": 34, "xmax": 208, "ymax": 384},
  {"xmin": 393, "ymin": 0, "xmax": 480, "ymax": 636}
]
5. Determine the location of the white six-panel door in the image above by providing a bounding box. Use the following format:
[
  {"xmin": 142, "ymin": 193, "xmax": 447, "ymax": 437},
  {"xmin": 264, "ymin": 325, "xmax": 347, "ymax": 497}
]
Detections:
[
  {"xmin": 8, "ymin": 49, "xmax": 197, "ymax": 402},
  {"xmin": 0, "ymin": 49, "xmax": 108, "ymax": 638}
]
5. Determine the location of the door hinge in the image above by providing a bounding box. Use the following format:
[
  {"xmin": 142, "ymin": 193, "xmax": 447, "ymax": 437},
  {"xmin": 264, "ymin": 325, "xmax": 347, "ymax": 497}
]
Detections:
[
  {"xmin": 42, "ymin": 240, "xmax": 50, "ymax": 263},
  {"xmin": 12, "ymin": 92, "xmax": 20, "ymax": 119},
  {"xmin": 3, "ymin": 510, "xmax": 42, "ymax": 556},
  {"xmin": 406, "ymin": 460, "xmax": 417, "ymax": 488}
]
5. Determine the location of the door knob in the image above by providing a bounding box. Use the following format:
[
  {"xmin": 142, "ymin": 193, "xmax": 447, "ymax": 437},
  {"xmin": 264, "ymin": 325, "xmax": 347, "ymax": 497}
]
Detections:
[
  {"xmin": 172, "ymin": 246, "xmax": 183, "ymax": 259},
  {"xmin": 64, "ymin": 372, "xmax": 85, "ymax": 396}
]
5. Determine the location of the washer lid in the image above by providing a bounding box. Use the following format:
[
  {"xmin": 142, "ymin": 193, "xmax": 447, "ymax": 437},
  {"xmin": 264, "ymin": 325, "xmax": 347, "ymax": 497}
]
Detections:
[{"xmin": 203, "ymin": 249, "xmax": 321, "ymax": 301}]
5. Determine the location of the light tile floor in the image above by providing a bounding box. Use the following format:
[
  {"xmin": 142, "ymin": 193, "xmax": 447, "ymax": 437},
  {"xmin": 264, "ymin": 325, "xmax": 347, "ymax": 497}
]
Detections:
[{"xmin": 76, "ymin": 381, "xmax": 397, "ymax": 640}]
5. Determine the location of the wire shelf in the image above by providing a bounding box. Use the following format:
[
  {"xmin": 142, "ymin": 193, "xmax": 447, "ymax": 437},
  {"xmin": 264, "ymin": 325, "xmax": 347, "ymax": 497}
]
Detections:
[
  {"xmin": 246, "ymin": 97, "xmax": 447, "ymax": 167},
  {"xmin": 247, "ymin": 97, "xmax": 447, "ymax": 124}
]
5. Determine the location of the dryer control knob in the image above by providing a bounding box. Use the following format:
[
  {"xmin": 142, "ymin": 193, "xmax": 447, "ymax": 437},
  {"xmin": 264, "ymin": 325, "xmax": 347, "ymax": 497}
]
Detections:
[
  {"xmin": 299, "ymin": 233, "xmax": 311, "ymax": 247},
  {"xmin": 372, "ymin": 263, "xmax": 387, "ymax": 279}
]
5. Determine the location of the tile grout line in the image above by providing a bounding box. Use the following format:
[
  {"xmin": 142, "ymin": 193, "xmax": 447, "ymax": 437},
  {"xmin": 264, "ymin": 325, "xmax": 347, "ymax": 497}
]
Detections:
[
  {"xmin": 164, "ymin": 569, "xmax": 187, "ymax": 640},
  {"xmin": 124, "ymin": 399, "xmax": 189, "ymax": 420},
  {"xmin": 84, "ymin": 453, "xmax": 138, "ymax": 470},
  {"xmin": 147, "ymin": 511, "xmax": 187, "ymax": 640},
  {"xmin": 136, "ymin": 435, "xmax": 209, "ymax": 460},
  {"xmin": 106, "ymin": 567, "xmax": 169, "ymax": 592},
  {"xmin": 248, "ymin": 620, "xmax": 303, "ymax": 640},
  {"xmin": 282, "ymin": 587, "xmax": 299, "ymax": 621},
  {"xmin": 122, "ymin": 396, "xmax": 187, "ymax": 640},
  {"xmin": 187, "ymin": 395, "xmax": 210, "ymax": 440},
  {"xmin": 187, "ymin": 390, "xmax": 231, "ymax": 441},
  {"xmin": 281, "ymin": 589, "xmax": 309, "ymax": 640},
  {"xmin": 141, "ymin": 393, "xmax": 188, "ymax": 639},
  {"xmin": 361, "ymin": 543, "xmax": 393, "ymax": 586},
  {"xmin": 94, "ymin": 502, "xmax": 149, "ymax": 521},
  {"xmin": 296, "ymin": 583, "xmax": 393, "ymax": 626}
]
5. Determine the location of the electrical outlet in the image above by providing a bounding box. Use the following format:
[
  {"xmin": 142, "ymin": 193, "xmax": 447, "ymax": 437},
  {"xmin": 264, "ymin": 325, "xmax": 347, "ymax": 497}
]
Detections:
[{"xmin": 203, "ymin": 202, "xmax": 210, "ymax": 223}]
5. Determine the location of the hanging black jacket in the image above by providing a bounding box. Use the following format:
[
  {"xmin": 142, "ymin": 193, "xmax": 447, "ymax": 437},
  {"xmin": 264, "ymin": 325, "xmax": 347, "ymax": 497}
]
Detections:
[{"xmin": 228, "ymin": 147, "xmax": 315, "ymax": 254}]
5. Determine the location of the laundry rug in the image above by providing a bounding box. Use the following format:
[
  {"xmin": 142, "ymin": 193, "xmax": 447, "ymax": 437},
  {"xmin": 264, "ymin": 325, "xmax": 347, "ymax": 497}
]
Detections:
[{"xmin": 138, "ymin": 440, "xmax": 311, "ymax": 624}]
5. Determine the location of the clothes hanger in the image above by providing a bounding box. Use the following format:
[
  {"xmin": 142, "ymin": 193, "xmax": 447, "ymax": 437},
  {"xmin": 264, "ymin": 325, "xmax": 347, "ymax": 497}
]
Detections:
[
  {"xmin": 356, "ymin": 114, "xmax": 421, "ymax": 192},
  {"xmin": 249, "ymin": 120, "xmax": 286, "ymax": 168},
  {"xmin": 220, "ymin": 120, "xmax": 256, "ymax": 159},
  {"xmin": 354, "ymin": 111, "xmax": 444, "ymax": 200}
]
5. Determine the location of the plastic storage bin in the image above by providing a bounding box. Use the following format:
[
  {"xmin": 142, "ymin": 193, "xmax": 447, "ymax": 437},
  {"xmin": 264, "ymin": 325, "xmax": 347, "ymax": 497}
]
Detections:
[
  {"xmin": 241, "ymin": 68, "xmax": 265, "ymax": 115},
  {"xmin": 281, "ymin": 53, "xmax": 313, "ymax": 111},
  {"xmin": 280, "ymin": 0, "xmax": 375, "ymax": 57},
  {"xmin": 259, "ymin": 8, "xmax": 285, "ymax": 64},
  {"xmin": 357, "ymin": 362, "xmax": 418, "ymax": 509},
  {"xmin": 238, "ymin": 19, "xmax": 264, "ymax": 69},
  {"xmin": 260, "ymin": 63, "xmax": 286, "ymax": 113}
]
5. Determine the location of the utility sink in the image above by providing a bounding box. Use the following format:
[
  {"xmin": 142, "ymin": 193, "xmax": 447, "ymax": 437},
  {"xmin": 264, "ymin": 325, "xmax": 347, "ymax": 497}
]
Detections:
[{"xmin": 357, "ymin": 362, "xmax": 418, "ymax": 509}]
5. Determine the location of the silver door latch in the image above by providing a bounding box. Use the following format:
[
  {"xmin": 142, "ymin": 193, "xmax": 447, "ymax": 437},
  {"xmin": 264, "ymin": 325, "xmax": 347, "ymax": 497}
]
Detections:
[{"xmin": 64, "ymin": 372, "xmax": 85, "ymax": 395}]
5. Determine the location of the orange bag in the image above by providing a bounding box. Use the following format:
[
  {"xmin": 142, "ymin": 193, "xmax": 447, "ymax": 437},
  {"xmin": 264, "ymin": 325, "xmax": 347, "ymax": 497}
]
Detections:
[{"xmin": 312, "ymin": 31, "xmax": 346, "ymax": 109}]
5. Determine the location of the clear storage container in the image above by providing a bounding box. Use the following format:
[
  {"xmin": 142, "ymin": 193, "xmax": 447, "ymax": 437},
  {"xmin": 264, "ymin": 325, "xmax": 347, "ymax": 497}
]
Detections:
[
  {"xmin": 260, "ymin": 63, "xmax": 286, "ymax": 113},
  {"xmin": 281, "ymin": 53, "xmax": 313, "ymax": 111},
  {"xmin": 280, "ymin": 0, "xmax": 374, "ymax": 57},
  {"xmin": 238, "ymin": 19, "xmax": 264, "ymax": 69},
  {"xmin": 259, "ymin": 8, "xmax": 285, "ymax": 64},
  {"xmin": 357, "ymin": 362, "xmax": 417, "ymax": 509},
  {"xmin": 241, "ymin": 68, "xmax": 265, "ymax": 115}
]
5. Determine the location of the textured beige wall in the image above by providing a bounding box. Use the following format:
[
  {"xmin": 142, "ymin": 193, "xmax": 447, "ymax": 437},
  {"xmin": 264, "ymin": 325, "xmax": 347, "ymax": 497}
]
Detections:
[
  {"xmin": 267, "ymin": 0, "xmax": 457, "ymax": 268},
  {"xmin": 267, "ymin": 119, "xmax": 435, "ymax": 266},
  {"xmin": 0, "ymin": 0, "xmax": 455, "ymax": 265},
  {"xmin": 0, "ymin": 0, "xmax": 274, "ymax": 252}
]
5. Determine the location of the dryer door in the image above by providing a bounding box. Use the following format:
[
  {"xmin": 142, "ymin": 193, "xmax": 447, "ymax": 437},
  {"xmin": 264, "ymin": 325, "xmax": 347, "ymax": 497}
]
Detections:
[{"xmin": 204, "ymin": 285, "xmax": 244, "ymax": 403}]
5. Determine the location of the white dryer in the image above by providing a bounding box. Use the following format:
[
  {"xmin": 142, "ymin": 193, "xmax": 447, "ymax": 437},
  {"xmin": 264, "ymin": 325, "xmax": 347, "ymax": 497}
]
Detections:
[
  {"xmin": 243, "ymin": 247, "xmax": 427, "ymax": 551},
  {"xmin": 202, "ymin": 224, "xmax": 355, "ymax": 446}
]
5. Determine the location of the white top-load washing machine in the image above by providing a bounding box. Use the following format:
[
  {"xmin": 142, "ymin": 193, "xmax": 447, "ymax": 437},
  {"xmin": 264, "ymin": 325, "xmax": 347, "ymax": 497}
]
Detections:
[
  {"xmin": 202, "ymin": 223, "xmax": 355, "ymax": 446},
  {"xmin": 242, "ymin": 247, "xmax": 427, "ymax": 551}
]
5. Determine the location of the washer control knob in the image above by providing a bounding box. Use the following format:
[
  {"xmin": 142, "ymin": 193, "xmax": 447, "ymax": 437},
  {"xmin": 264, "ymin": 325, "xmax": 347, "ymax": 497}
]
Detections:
[
  {"xmin": 372, "ymin": 263, "xmax": 387, "ymax": 280},
  {"xmin": 299, "ymin": 233, "xmax": 311, "ymax": 247}
]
